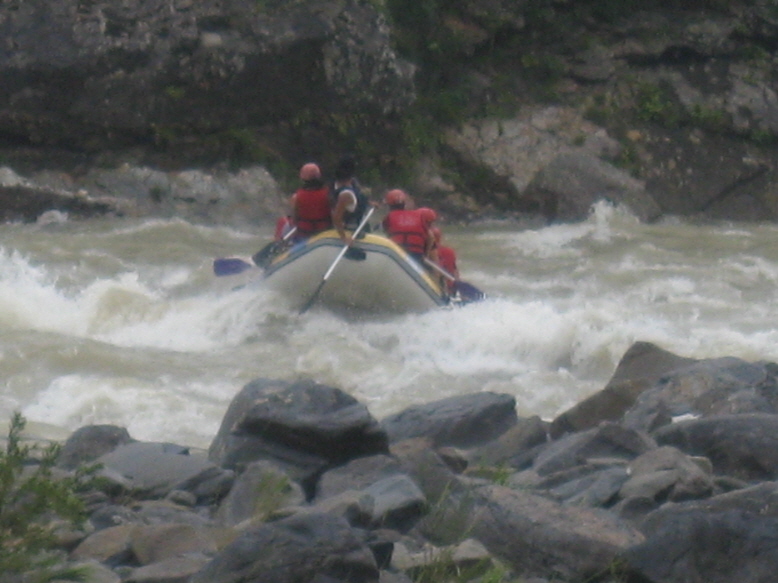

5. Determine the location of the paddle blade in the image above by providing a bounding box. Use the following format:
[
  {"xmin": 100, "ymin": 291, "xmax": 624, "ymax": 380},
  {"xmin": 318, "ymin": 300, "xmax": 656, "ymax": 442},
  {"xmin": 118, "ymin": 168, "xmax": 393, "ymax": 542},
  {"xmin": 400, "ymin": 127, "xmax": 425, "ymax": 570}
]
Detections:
[
  {"xmin": 213, "ymin": 257, "xmax": 254, "ymax": 276},
  {"xmin": 454, "ymin": 281, "xmax": 486, "ymax": 303},
  {"xmin": 252, "ymin": 242, "xmax": 280, "ymax": 268}
]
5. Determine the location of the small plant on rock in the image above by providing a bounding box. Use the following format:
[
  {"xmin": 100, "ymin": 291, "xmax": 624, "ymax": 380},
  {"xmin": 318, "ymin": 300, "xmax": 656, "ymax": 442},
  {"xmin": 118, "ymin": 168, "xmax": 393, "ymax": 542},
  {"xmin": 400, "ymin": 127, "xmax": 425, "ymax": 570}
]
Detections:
[{"xmin": 0, "ymin": 412, "xmax": 94, "ymax": 582}]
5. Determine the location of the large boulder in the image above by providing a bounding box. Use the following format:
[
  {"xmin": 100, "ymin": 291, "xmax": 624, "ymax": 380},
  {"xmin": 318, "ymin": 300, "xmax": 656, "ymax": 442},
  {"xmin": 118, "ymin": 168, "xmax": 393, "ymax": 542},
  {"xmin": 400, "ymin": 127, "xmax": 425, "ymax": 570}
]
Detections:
[
  {"xmin": 315, "ymin": 454, "xmax": 427, "ymax": 531},
  {"xmin": 624, "ymin": 357, "xmax": 778, "ymax": 432},
  {"xmin": 523, "ymin": 150, "xmax": 662, "ymax": 222},
  {"xmin": 653, "ymin": 413, "xmax": 778, "ymax": 481},
  {"xmin": 550, "ymin": 341, "xmax": 698, "ymax": 438},
  {"xmin": 379, "ymin": 391, "xmax": 518, "ymax": 448},
  {"xmin": 470, "ymin": 484, "xmax": 644, "ymax": 581},
  {"xmin": 97, "ymin": 441, "xmax": 234, "ymax": 501},
  {"xmin": 619, "ymin": 509, "xmax": 778, "ymax": 583},
  {"xmin": 57, "ymin": 424, "xmax": 133, "ymax": 470},
  {"xmin": 208, "ymin": 378, "xmax": 389, "ymax": 491}
]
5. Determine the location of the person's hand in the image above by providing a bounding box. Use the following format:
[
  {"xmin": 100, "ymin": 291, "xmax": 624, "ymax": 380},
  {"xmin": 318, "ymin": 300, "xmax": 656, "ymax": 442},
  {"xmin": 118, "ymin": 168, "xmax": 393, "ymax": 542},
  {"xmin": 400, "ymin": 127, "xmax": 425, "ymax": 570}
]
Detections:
[{"xmin": 342, "ymin": 235, "xmax": 354, "ymax": 246}]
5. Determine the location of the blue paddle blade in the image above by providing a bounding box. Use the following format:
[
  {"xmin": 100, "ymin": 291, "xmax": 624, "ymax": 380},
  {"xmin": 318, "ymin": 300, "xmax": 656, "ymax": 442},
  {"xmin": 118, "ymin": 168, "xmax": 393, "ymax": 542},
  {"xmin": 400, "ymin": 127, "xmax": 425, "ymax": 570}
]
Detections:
[
  {"xmin": 213, "ymin": 257, "xmax": 254, "ymax": 276},
  {"xmin": 454, "ymin": 281, "xmax": 486, "ymax": 303}
]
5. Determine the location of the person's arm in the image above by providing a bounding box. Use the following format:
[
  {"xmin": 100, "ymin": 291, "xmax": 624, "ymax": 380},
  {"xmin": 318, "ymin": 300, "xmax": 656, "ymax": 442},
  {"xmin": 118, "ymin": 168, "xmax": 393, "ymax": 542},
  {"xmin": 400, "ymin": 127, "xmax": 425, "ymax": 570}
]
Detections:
[
  {"xmin": 290, "ymin": 193, "xmax": 299, "ymax": 223},
  {"xmin": 450, "ymin": 252, "xmax": 460, "ymax": 280},
  {"xmin": 332, "ymin": 189, "xmax": 356, "ymax": 245},
  {"xmin": 424, "ymin": 228, "xmax": 435, "ymax": 258}
]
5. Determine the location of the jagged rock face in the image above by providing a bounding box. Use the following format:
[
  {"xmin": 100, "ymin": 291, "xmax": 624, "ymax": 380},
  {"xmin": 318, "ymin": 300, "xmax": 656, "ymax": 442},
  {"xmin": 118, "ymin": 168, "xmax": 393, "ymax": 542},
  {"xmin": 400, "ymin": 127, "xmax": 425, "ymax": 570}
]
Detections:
[{"xmin": 0, "ymin": 0, "xmax": 414, "ymax": 150}]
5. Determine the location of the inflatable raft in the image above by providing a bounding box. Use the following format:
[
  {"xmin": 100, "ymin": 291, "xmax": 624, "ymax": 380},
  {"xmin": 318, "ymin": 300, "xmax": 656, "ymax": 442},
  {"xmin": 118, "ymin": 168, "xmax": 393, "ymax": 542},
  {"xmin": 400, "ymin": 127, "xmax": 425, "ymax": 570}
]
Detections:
[{"xmin": 262, "ymin": 229, "xmax": 447, "ymax": 315}]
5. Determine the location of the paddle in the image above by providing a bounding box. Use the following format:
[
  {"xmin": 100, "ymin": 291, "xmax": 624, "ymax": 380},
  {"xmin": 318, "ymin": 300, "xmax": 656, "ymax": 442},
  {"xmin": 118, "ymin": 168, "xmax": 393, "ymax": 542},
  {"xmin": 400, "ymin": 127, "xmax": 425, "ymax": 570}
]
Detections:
[
  {"xmin": 423, "ymin": 257, "xmax": 486, "ymax": 303},
  {"xmin": 298, "ymin": 207, "xmax": 375, "ymax": 314},
  {"xmin": 213, "ymin": 226, "xmax": 297, "ymax": 276},
  {"xmin": 213, "ymin": 256, "xmax": 255, "ymax": 276},
  {"xmin": 252, "ymin": 227, "xmax": 297, "ymax": 268}
]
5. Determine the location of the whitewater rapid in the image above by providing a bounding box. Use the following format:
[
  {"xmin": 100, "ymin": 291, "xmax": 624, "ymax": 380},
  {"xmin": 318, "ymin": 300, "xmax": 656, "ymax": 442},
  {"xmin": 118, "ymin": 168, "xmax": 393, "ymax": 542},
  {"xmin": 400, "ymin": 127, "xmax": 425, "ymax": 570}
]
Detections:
[{"xmin": 2, "ymin": 202, "xmax": 778, "ymax": 448}]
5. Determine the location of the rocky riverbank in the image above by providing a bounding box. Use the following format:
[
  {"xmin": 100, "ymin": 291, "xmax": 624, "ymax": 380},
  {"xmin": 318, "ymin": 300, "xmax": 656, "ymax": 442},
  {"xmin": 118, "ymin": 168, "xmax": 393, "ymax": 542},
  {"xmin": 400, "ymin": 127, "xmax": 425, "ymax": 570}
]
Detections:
[{"xmin": 20, "ymin": 340, "xmax": 778, "ymax": 583}]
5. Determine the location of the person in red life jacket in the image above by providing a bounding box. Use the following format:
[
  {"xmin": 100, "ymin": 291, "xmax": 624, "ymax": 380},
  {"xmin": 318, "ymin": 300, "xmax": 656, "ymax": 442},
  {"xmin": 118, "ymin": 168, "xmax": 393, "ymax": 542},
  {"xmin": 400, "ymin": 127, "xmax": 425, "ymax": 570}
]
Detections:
[
  {"xmin": 331, "ymin": 155, "xmax": 373, "ymax": 246},
  {"xmin": 291, "ymin": 163, "xmax": 332, "ymax": 240},
  {"xmin": 382, "ymin": 189, "xmax": 434, "ymax": 265},
  {"xmin": 430, "ymin": 226, "xmax": 459, "ymax": 293}
]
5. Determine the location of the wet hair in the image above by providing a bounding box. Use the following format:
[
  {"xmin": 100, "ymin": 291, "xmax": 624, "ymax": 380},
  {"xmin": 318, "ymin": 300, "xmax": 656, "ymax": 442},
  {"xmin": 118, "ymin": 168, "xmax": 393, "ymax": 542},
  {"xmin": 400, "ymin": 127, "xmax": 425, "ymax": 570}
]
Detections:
[
  {"xmin": 301, "ymin": 178, "xmax": 325, "ymax": 189},
  {"xmin": 334, "ymin": 155, "xmax": 356, "ymax": 181}
]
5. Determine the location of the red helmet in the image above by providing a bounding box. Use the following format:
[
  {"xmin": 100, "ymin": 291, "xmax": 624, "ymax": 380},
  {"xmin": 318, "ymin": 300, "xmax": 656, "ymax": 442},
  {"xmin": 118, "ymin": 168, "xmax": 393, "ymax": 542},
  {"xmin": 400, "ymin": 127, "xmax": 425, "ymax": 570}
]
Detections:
[
  {"xmin": 418, "ymin": 207, "xmax": 438, "ymax": 224},
  {"xmin": 299, "ymin": 163, "xmax": 321, "ymax": 181},
  {"xmin": 430, "ymin": 226, "xmax": 442, "ymax": 243},
  {"xmin": 385, "ymin": 189, "xmax": 407, "ymax": 206}
]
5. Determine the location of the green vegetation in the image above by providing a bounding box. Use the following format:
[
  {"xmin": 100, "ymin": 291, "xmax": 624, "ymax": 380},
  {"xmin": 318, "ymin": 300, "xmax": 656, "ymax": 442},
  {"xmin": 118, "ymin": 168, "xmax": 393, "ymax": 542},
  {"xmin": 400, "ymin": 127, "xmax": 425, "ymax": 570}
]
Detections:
[
  {"xmin": 411, "ymin": 551, "xmax": 507, "ymax": 583},
  {"xmin": 634, "ymin": 81, "xmax": 680, "ymax": 126},
  {"xmin": 748, "ymin": 127, "xmax": 776, "ymax": 145},
  {"xmin": 252, "ymin": 472, "xmax": 293, "ymax": 520},
  {"xmin": 614, "ymin": 140, "xmax": 640, "ymax": 175},
  {"xmin": 163, "ymin": 85, "xmax": 186, "ymax": 100},
  {"xmin": 689, "ymin": 103, "xmax": 727, "ymax": 131},
  {"xmin": 0, "ymin": 413, "xmax": 97, "ymax": 582}
]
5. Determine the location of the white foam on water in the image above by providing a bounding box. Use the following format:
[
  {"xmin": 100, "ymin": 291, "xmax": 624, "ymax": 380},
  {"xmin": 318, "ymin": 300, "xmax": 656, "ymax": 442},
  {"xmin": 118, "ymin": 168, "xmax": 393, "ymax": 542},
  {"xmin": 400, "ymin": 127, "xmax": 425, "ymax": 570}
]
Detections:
[
  {"xmin": 20, "ymin": 373, "xmax": 238, "ymax": 449},
  {"xmin": 5, "ymin": 211, "xmax": 778, "ymax": 446}
]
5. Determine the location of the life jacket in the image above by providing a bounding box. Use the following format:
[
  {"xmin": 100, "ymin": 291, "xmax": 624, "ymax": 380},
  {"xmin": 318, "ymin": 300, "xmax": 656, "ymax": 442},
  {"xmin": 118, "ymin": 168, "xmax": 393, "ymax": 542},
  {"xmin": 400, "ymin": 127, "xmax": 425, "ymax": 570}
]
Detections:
[
  {"xmin": 294, "ymin": 186, "xmax": 332, "ymax": 237},
  {"xmin": 331, "ymin": 181, "xmax": 369, "ymax": 231},
  {"xmin": 383, "ymin": 209, "xmax": 428, "ymax": 255}
]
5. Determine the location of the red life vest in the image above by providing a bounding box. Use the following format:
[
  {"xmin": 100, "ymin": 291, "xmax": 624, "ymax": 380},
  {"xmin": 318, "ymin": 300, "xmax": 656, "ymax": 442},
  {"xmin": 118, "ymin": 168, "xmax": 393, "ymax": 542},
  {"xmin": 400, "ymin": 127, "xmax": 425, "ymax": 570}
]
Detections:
[
  {"xmin": 294, "ymin": 186, "xmax": 332, "ymax": 237},
  {"xmin": 383, "ymin": 209, "xmax": 428, "ymax": 255}
]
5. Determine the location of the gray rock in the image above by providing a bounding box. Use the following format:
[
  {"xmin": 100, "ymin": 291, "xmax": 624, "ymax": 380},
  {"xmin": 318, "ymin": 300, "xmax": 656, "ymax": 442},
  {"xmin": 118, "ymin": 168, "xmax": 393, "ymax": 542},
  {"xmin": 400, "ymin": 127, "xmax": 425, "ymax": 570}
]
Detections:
[
  {"xmin": 208, "ymin": 378, "xmax": 389, "ymax": 489},
  {"xmin": 470, "ymin": 484, "xmax": 644, "ymax": 581},
  {"xmin": 58, "ymin": 424, "xmax": 133, "ymax": 470},
  {"xmin": 551, "ymin": 341, "xmax": 697, "ymax": 438},
  {"xmin": 316, "ymin": 455, "xmax": 406, "ymax": 501},
  {"xmin": 315, "ymin": 455, "xmax": 426, "ymax": 531},
  {"xmin": 533, "ymin": 422, "xmax": 656, "ymax": 477},
  {"xmin": 0, "ymin": 184, "xmax": 121, "ymax": 223},
  {"xmin": 97, "ymin": 441, "xmax": 230, "ymax": 499},
  {"xmin": 215, "ymin": 460, "xmax": 304, "ymax": 527},
  {"xmin": 624, "ymin": 357, "xmax": 778, "ymax": 432},
  {"xmin": 125, "ymin": 554, "xmax": 212, "ymax": 583},
  {"xmin": 619, "ymin": 446, "xmax": 713, "ymax": 503},
  {"xmin": 653, "ymin": 413, "xmax": 778, "ymax": 481},
  {"xmin": 619, "ymin": 509, "xmax": 778, "ymax": 583},
  {"xmin": 129, "ymin": 523, "xmax": 218, "ymax": 566},
  {"xmin": 71, "ymin": 524, "xmax": 135, "ymax": 566},
  {"xmin": 191, "ymin": 513, "xmax": 378, "ymax": 583},
  {"xmin": 524, "ymin": 151, "xmax": 662, "ymax": 223},
  {"xmin": 380, "ymin": 391, "xmax": 518, "ymax": 448},
  {"xmin": 642, "ymin": 481, "xmax": 778, "ymax": 527},
  {"xmin": 89, "ymin": 504, "xmax": 143, "ymax": 531},
  {"xmin": 465, "ymin": 414, "xmax": 548, "ymax": 469},
  {"xmin": 550, "ymin": 466, "xmax": 629, "ymax": 508},
  {"xmin": 362, "ymin": 475, "xmax": 427, "ymax": 531}
]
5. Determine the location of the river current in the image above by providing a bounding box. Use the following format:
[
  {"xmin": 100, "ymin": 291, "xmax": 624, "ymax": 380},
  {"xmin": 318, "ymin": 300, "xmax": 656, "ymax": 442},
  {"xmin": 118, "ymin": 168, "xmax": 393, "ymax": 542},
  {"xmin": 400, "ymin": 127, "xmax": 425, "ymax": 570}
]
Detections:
[{"xmin": 2, "ymin": 201, "xmax": 778, "ymax": 449}]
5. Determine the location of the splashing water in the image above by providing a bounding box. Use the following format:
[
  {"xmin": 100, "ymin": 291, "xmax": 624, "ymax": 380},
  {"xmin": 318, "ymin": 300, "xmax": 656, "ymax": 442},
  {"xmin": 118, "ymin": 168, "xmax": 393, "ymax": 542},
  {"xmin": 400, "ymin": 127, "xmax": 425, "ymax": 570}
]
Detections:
[{"xmin": 3, "ymin": 203, "xmax": 778, "ymax": 448}]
